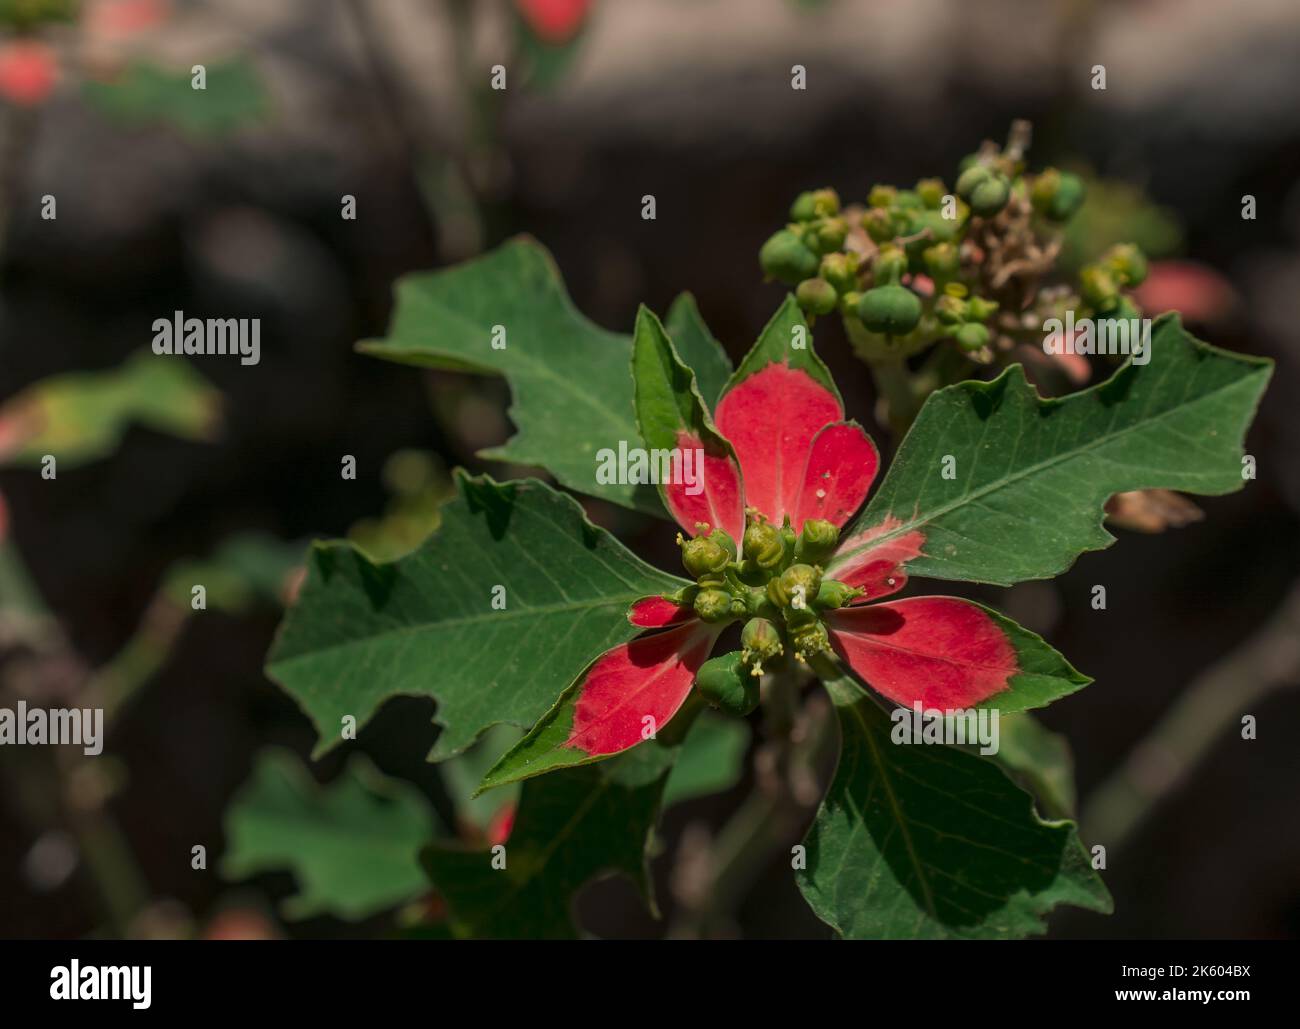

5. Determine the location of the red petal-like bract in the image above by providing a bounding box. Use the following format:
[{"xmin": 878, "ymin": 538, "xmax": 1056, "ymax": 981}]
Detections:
[
  {"xmin": 790, "ymin": 421, "xmax": 878, "ymax": 530},
  {"xmin": 828, "ymin": 516, "xmax": 926, "ymax": 601},
  {"xmin": 825, "ymin": 597, "xmax": 1019, "ymax": 709},
  {"xmin": 663, "ymin": 430, "xmax": 745, "ymax": 542},
  {"xmin": 565, "ymin": 621, "xmax": 719, "ymax": 756},
  {"xmin": 516, "ymin": 0, "xmax": 589, "ymax": 43},
  {"xmin": 0, "ymin": 42, "xmax": 58, "ymax": 107},
  {"xmin": 627, "ymin": 595, "xmax": 692, "ymax": 628},
  {"xmin": 716, "ymin": 363, "xmax": 843, "ymax": 529}
]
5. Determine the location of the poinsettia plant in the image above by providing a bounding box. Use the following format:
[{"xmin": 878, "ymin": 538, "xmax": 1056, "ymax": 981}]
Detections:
[{"xmin": 261, "ymin": 231, "xmax": 1270, "ymax": 939}]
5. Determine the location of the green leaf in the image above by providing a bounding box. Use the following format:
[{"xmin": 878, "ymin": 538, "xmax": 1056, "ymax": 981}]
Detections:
[
  {"xmin": 0, "ymin": 351, "xmax": 221, "ymax": 468},
  {"xmin": 798, "ymin": 671, "xmax": 1111, "ymax": 939},
  {"xmin": 358, "ymin": 237, "xmax": 663, "ymax": 515},
  {"xmin": 422, "ymin": 745, "xmax": 676, "ymax": 938},
  {"xmin": 664, "ymin": 293, "xmax": 732, "ymax": 408},
  {"xmin": 831, "ymin": 316, "xmax": 1271, "ymax": 587},
  {"xmin": 632, "ymin": 305, "xmax": 738, "ymax": 513},
  {"xmin": 992, "ymin": 713, "xmax": 1078, "ymax": 819},
  {"xmin": 661, "ymin": 710, "xmax": 750, "ymax": 809},
  {"xmin": 265, "ymin": 473, "xmax": 687, "ymax": 761},
  {"xmin": 221, "ymin": 748, "xmax": 438, "ymax": 921},
  {"xmin": 721, "ymin": 294, "xmax": 838, "ymax": 402},
  {"xmin": 83, "ymin": 58, "xmax": 268, "ymax": 137}
]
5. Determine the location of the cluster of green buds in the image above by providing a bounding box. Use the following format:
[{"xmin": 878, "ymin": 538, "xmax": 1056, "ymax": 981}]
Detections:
[
  {"xmin": 672, "ymin": 512, "xmax": 862, "ymax": 718},
  {"xmin": 757, "ymin": 122, "xmax": 1148, "ymax": 373},
  {"xmin": 1078, "ymin": 242, "xmax": 1148, "ymax": 316}
]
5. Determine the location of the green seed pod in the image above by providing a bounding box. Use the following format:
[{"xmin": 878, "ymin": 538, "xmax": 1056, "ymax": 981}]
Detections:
[
  {"xmin": 759, "ymin": 229, "xmax": 820, "ymax": 285},
  {"xmin": 922, "ymin": 242, "xmax": 960, "ymax": 280},
  {"xmin": 857, "ymin": 284, "xmax": 922, "ymax": 335},
  {"xmin": 916, "ymin": 177, "xmax": 946, "ymax": 209},
  {"xmin": 680, "ymin": 534, "xmax": 730, "ymax": 579},
  {"xmin": 740, "ymin": 617, "xmax": 784, "ymax": 674},
  {"xmin": 693, "ymin": 587, "xmax": 737, "ymax": 623},
  {"xmin": 968, "ymin": 174, "xmax": 1010, "ymax": 217},
  {"xmin": 1104, "ymin": 242, "xmax": 1148, "ymax": 287},
  {"xmin": 813, "ymin": 578, "xmax": 863, "ymax": 611},
  {"xmin": 1080, "ymin": 264, "xmax": 1120, "ymax": 312},
  {"xmin": 908, "ymin": 209, "xmax": 959, "ymax": 245},
  {"xmin": 742, "ymin": 517, "xmax": 786, "ymax": 572},
  {"xmin": 796, "ymin": 277, "xmax": 838, "ymax": 316},
  {"xmin": 955, "ymin": 322, "xmax": 990, "ymax": 352},
  {"xmin": 789, "ymin": 191, "xmax": 819, "ymax": 222},
  {"xmin": 767, "ymin": 563, "xmax": 823, "ymax": 611},
  {"xmin": 695, "ymin": 651, "xmax": 760, "ymax": 717},
  {"xmin": 966, "ymin": 295, "xmax": 999, "ymax": 321},
  {"xmin": 794, "ymin": 518, "xmax": 839, "ymax": 566},
  {"xmin": 788, "ymin": 617, "xmax": 830, "ymax": 660},
  {"xmin": 820, "ymin": 251, "xmax": 859, "ymax": 294}
]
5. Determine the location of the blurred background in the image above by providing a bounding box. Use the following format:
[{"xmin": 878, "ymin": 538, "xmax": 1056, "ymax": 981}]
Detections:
[{"xmin": 2, "ymin": 0, "xmax": 1298, "ymax": 939}]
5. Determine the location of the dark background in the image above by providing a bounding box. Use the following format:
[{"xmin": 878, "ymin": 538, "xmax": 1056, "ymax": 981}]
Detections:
[{"xmin": 2, "ymin": 0, "xmax": 1298, "ymax": 939}]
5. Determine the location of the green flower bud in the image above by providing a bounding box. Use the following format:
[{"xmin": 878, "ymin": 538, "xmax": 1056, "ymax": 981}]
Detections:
[
  {"xmin": 759, "ymin": 229, "xmax": 820, "ymax": 285},
  {"xmin": 813, "ymin": 578, "xmax": 863, "ymax": 610},
  {"xmin": 873, "ymin": 245, "xmax": 908, "ymax": 285},
  {"xmin": 680, "ymin": 533, "xmax": 730, "ymax": 579},
  {"xmin": 788, "ymin": 617, "xmax": 830, "ymax": 661},
  {"xmin": 935, "ymin": 293, "xmax": 968, "ymax": 325},
  {"xmin": 955, "ymin": 164, "xmax": 993, "ymax": 198},
  {"xmin": 740, "ymin": 617, "xmax": 784, "ymax": 675},
  {"xmin": 1032, "ymin": 169, "xmax": 1085, "ymax": 222},
  {"xmin": 922, "ymin": 242, "xmax": 959, "ymax": 280},
  {"xmin": 1080, "ymin": 264, "xmax": 1120, "ymax": 312},
  {"xmin": 857, "ymin": 284, "xmax": 922, "ymax": 336},
  {"xmin": 966, "ymin": 295, "xmax": 999, "ymax": 321},
  {"xmin": 790, "ymin": 188, "xmax": 839, "ymax": 222},
  {"xmin": 742, "ymin": 517, "xmax": 786, "ymax": 572},
  {"xmin": 955, "ymin": 322, "xmax": 990, "ymax": 352},
  {"xmin": 893, "ymin": 189, "xmax": 923, "ymax": 210},
  {"xmin": 916, "ymin": 177, "xmax": 946, "ymax": 209},
  {"xmin": 767, "ymin": 563, "xmax": 823, "ymax": 611},
  {"xmin": 968, "ymin": 174, "xmax": 1011, "ymax": 217},
  {"xmin": 794, "ymin": 518, "xmax": 839, "ymax": 566},
  {"xmin": 867, "ymin": 184, "xmax": 897, "ymax": 208},
  {"xmin": 806, "ymin": 217, "xmax": 847, "ymax": 255},
  {"xmin": 695, "ymin": 651, "xmax": 760, "ymax": 717},
  {"xmin": 907, "ymin": 208, "xmax": 959, "ymax": 245},
  {"xmin": 796, "ymin": 277, "xmax": 838, "ymax": 316},
  {"xmin": 693, "ymin": 587, "xmax": 738, "ymax": 623},
  {"xmin": 861, "ymin": 207, "xmax": 896, "ymax": 243},
  {"xmin": 1104, "ymin": 243, "xmax": 1148, "ymax": 287},
  {"xmin": 820, "ymin": 251, "xmax": 859, "ymax": 294},
  {"xmin": 839, "ymin": 290, "xmax": 864, "ymax": 315},
  {"xmin": 704, "ymin": 526, "xmax": 737, "ymax": 562}
]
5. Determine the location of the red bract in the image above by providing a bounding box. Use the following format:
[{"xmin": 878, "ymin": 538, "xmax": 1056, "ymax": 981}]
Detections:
[
  {"xmin": 554, "ymin": 329, "xmax": 1028, "ymax": 765},
  {"xmin": 0, "ymin": 41, "xmax": 58, "ymax": 107},
  {"xmin": 515, "ymin": 0, "xmax": 590, "ymax": 44}
]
